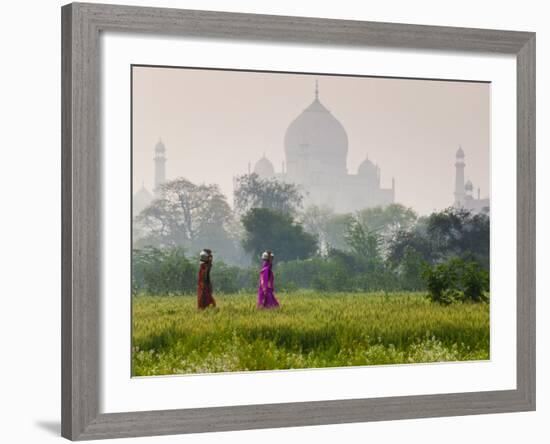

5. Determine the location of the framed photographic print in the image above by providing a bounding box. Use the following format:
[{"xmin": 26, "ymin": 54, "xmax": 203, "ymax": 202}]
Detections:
[{"xmin": 61, "ymin": 2, "xmax": 535, "ymax": 440}]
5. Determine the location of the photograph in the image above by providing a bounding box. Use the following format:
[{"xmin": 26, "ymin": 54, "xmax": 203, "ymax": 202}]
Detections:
[{"xmin": 131, "ymin": 65, "xmax": 491, "ymax": 377}]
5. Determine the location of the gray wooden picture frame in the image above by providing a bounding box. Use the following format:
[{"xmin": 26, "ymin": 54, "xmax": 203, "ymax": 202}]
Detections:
[{"xmin": 61, "ymin": 2, "xmax": 536, "ymax": 440}]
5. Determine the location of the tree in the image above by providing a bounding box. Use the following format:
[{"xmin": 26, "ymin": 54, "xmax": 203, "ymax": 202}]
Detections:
[
  {"xmin": 388, "ymin": 207, "xmax": 489, "ymax": 270},
  {"xmin": 426, "ymin": 207, "xmax": 489, "ymax": 267},
  {"xmin": 345, "ymin": 218, "xmax": 381, "ymax": 261},
  {"xmin": 300, "ymin": 205, "xmax": 355, "ymax": 255},
  {"xmin": 299, "ymin": 205, "xmax": 335, "ymax": 255},
  {"xmin": 241, "ymin": 208, "xmax": 317, "ymax": 262},
  {"xmin": 134, "ymin": 197, "xmax": 182, "ymax": 248},
  {"xmin": 344, "ymin": 217, "xmax": 383, "ymax": 271},
  {"xmin": 422, "ymin": 257, "xmax": 489, "ymax": 304},
  {"xmin": 134, "ymin": 178, "xmax": 238, "ymax": 261},
  {"xmin": 233, "ymin": 173, "xmax": 304, "ymax": 215},
  {"xmin": 325, "ymin": 213, "xmax": 355, "ymax": 252},
  {"xmin": 387, "ymin": 217, "xmax": 434, "ymax": 265},
  {"xmin": 397, "ymin": 245, "xmax": 427, "ymax": 291},
  {"xmin": 356, "ymin": 203, "xmax": 417, "ymax": 244}
]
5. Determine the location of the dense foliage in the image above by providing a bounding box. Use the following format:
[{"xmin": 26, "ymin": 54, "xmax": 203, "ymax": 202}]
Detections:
[
  {"xmin": 132, "ymin": 247, "xmax": 256, "ymax": 295},
  {"xmin": 240, "ymin": 208, "xmax": 318, "ymax": 262},
  {"xmin": 133, "ymin": 175, "xmax": 489, "ymax": 301},
  {"xmin": 422, "ymin": 257, "xmax": 490, "ymax": 304},
  {"xmin": 133, "ymin": 205, "xmax": 490, "ymax": 299},
  {"xmin": 233, "ymin": 173, "xmax": 304, "ymax": 215},
  {"xmin": 134, "ymin": 178, "xmax": 242, "ymax": 263},
  {"xmin": 388, "ymin": 207, "xmax": 490, "ymax": 268}
]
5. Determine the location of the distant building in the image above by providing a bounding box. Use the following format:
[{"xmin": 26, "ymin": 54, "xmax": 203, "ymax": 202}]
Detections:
[
  {"xmin": 249, "ymin": 81, "xmax": 395, "ymax": 213},
  {"xmin": 453, "ymin": 146, "xmax": 490, "ymax": 214},
  {"xmin": 132, "ymin": 138, "xmax": 166, "ymax": 217},
  {"xmin": 133, "ymin": 182, "xmax": 154, "ymax": 217},
  {"xmin": 153, "ymin": 138, "xmax": 166, "ymax": 193}
]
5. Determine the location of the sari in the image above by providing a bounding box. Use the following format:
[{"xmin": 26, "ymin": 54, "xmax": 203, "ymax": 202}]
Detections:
[
  {"xmin": 257, "ymin": 260, "xmax": 280, "ymax": 309},
  {"xmin": 197, "ymin": 262, "xmax": 216, "ymax": 309}
]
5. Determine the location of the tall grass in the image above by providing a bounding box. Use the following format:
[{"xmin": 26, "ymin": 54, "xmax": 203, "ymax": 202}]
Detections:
[{"xmin": 132, "ymin": 291, "xmax": 489, "ymax": 376}]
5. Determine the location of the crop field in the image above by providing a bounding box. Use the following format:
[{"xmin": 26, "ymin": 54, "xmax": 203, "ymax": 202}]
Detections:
[{"xmin": 132, "ymin": 291, "xmax": 490, "ymax": 376}]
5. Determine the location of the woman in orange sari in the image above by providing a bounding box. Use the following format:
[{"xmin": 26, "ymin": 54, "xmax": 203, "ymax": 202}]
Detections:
[{"xmin": 197, "ymin": 249, "xmax": 216, "ymax": 309}]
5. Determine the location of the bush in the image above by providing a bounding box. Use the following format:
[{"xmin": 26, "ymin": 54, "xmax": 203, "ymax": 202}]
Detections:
[
  {"xmin": 276, "ymin": 257, "xmax": 332, "ymax": 290},
  {"xmin": 398, "ymin": 246, "xmax": 427, "ymax": 291},
  {"xmin": 133, "ymin": 247, "xmax": 257, "ymax": 295},
  {"xmin": 132, "ymin": 248, "xmax": 488, "ymax": 297},
  {"xmin": 211, "ymin": 262, "xmax": 256, "ymax": 294},
  {"xmin": 422, "ymin": 258, "xmax": 489, "ymax": 304},
  {"xmin": 440, "ymin": 288, "xmax": 465, "ymax": 305},
  {"xmin": 276, "ymin": 253, "xmax": 400, "ymax": 293},
  {"xmin": 132, "ymin": 247, "xmax": 195, "ymax": 295},
  {"xmin": 462, "ymin": 261, "xmax": 489, "ymax": 302}
]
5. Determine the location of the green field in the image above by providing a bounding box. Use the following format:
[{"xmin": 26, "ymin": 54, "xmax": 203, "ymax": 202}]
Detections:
[{"xmin": 132, "ymin": 291, "xmax": 490, "ymax": 376}]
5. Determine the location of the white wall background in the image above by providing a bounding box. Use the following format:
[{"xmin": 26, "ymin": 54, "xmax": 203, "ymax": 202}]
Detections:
[{"xmin": 0, "ymin": 0, "xmax": 546, "ymax": 443}]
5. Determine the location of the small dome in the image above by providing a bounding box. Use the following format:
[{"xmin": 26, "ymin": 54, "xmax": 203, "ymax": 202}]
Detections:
[
  {"xmin": 456, "ymin": 146, "xmax": 465, "ymax": 158},
  {"xmin": 358, "ymin": 157, "xmax": 378, "ymax": 177},
  {"xmin": 254, "ymin": 155, "xmax": 275, "ymax": 178},
  {"xmin": 133, "ymin": 184, "xmax": 153, "ymax": 215},
  {"xmin": 155, "ymin": 139, "xmax": 166, "ymax": 153},
  {"xmin": 465, "ymin": 180, "xmax": 473, "ymax": 191}
]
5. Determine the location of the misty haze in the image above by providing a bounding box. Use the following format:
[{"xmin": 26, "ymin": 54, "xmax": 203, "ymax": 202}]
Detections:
[{"xmin": 131, "ymin": 65, "xmax": 490, "ymax": 377}]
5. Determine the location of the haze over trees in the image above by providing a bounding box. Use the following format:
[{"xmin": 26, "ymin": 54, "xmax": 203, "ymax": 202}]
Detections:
[
  {"xmin": 133, "ymin": 174, "xmax": 489, "ymax": 301},
  {"xmin": 233, "ymin": 173, "xmax": 304, "ymax": 215},
  {"xmin": 241, "ymin": 208, "xmax": 317, "ymax": 262},
  {"xmin": 134, "ymin": 178, "xmax": 241, "ymax": 263}
]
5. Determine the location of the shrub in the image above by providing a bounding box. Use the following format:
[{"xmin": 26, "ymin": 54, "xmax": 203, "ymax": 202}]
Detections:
[
  {"xmin": 133, "ymin": 247, "xmax": 256, "ymax": 295},
  {"xmin": 422, "ymin": 257, "xmax": 489, "ymax": 304},
  {"xmin": 211, "ymin": 262, "xmax": 256, "ymax": 294},
  {"xmin": 462, "ymin": 261, "xmax": 489, "ymax": 302},
  {"xmin": 398, "ymin": 246, "xmax": 427, "ymax": 291},
  {"xmin": 132, "ymin": 247, "xmax": 195, "ymax": 295}
]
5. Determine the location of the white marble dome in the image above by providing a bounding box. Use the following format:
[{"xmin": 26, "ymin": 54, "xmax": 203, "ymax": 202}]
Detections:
[{"xmin": 284, "ymin": 90, "xmax": 348, "ymax": 175}]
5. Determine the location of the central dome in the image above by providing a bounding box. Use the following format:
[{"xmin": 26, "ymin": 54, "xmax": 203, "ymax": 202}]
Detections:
[{"xmin": 284, "ymin": 86, "xmax": 348, "ymax": 175}]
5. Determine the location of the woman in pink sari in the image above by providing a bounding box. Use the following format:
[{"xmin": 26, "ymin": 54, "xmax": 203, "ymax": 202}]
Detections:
[{"xmin": 257, "ymin": 251, "xmax": 280, "ymax": 309}]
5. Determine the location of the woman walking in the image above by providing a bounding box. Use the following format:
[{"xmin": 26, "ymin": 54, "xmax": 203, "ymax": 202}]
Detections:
[
  {"xmin": 197, "ymin": 249, "xmax": 216, "ymax": 309},
  {"xmin": 257, "ymin": 251, "xmax": 280, "ymax": 309}
]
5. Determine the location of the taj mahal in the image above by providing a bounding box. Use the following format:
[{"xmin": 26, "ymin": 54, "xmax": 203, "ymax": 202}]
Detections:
[
  {"xmin": 249, "ymin": 82, "xmax": 395, "ymax": 213},
  {"xmin": 133, "ymin": 82, "xmax": 489, "ymax": 217}
]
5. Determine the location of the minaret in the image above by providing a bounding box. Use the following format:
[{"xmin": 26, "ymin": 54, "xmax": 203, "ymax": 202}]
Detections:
[
  {"xmin": 315, "ymin": 79, "xmax": 319, "ymax": 100},
  {"xmin": 454, "ymin": 145, "xmax": 466, "ymax": 207},
  {"xmin": 154, "ymin": 138, "xmax": 166, "ymax": 194}
]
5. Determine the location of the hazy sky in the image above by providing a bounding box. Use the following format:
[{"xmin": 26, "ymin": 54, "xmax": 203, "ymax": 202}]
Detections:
[{"xmin": 132, "ymin": 66, "xmax": 489, "ymax": 215}]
